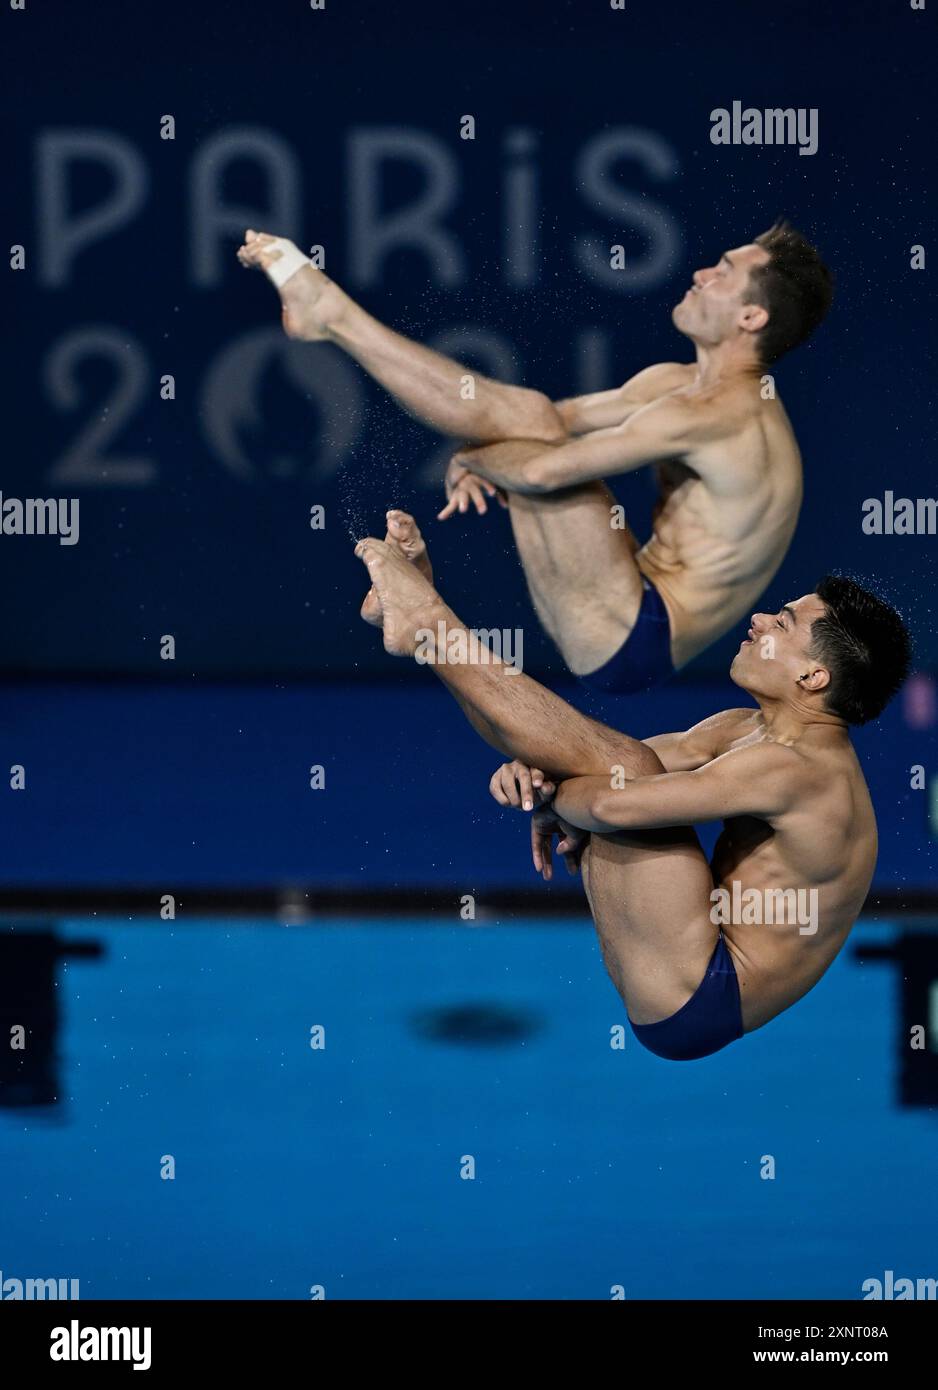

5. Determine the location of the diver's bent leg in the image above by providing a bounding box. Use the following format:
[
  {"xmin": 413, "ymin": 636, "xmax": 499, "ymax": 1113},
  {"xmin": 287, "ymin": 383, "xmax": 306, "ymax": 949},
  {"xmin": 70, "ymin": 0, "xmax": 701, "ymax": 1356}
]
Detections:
[
  {"xmin": 581, "ymin": 827, "xmax": 718, "ymax": 1026},
  {"xmin": 238, "ymin": 232, "xmax": 566, "ymax": 444},
  {"xmin": 508, "ymin": 483, "xmax": 645, "ymax": 675}
]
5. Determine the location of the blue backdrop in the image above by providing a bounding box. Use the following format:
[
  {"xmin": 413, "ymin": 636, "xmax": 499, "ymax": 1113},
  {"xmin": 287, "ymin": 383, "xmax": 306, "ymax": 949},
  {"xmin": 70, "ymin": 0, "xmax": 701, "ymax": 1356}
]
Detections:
[
  {"xmin": 4, "ymin": 5, "xmax": 938, "ymax": 1318},
  {"xmin": 3, "ymin": 0, "xmax": 935, "ymax": 680}
]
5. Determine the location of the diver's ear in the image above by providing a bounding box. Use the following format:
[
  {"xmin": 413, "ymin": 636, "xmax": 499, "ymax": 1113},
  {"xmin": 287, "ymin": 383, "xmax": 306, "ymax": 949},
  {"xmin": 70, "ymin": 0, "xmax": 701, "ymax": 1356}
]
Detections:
[
  {"xmin": 796, "ymin": 666, "xmax": 831, "ymax": 694},
  {"xmin": 739, "ymin": 303, "xmax": 769, "ymax": 335}
]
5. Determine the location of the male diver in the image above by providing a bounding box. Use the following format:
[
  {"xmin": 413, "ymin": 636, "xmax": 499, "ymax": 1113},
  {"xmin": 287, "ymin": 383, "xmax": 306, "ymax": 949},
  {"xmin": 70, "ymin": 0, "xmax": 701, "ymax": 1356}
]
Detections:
[
  {"xmin": 238, "ymin": 222, "xmax": 832, "ymax": 693},
  {"xmin": 353, "ymin": 516, "xmax": 908, "ymax": 1061}
]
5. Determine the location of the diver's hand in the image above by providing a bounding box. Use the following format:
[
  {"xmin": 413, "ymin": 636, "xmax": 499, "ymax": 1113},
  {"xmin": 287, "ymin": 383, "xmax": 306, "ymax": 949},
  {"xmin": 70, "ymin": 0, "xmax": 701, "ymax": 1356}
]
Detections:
[
  {"xmin": 530, "ymin": 807, "xmax": 588, "ymax": 882},
  {"xmin": 438, "ymin": 455, "xmax": 508, "ymax": 520},
  {"xmin": 489, "ymin": 760, "xmax": 556, "ymax": 811},
  {"xmin": 488, "ymin": 761, "xmax": 586, "ymax": 880}
]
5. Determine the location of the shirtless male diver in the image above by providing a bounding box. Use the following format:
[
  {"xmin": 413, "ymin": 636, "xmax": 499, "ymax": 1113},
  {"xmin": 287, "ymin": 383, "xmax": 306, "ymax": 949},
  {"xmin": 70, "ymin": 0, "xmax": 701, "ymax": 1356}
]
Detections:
[
  {"xmin": 237, "ymin": 221, "xmax": 833, "ymax": 692},
  {"xmin": 352, "ymin": 515, "xmax": 909, "ymax": 1061}
]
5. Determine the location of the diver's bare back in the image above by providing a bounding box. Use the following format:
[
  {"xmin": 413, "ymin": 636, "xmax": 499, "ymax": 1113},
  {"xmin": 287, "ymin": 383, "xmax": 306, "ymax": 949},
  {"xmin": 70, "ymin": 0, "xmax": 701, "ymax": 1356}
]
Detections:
[
  {"xmin": 629, "ymin": 365, "xmax": 803, "ymax": 669},
  {"xmin": 704, "ymin": 709, "xmax": 877, "ymax": 1031}
]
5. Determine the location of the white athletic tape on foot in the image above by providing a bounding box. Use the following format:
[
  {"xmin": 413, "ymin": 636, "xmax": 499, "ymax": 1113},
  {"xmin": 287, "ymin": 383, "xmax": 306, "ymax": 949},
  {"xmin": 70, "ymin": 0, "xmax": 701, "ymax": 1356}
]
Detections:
[{"xmin": 264, "ymin": 237, "xmax": 311, "ymax": 289}]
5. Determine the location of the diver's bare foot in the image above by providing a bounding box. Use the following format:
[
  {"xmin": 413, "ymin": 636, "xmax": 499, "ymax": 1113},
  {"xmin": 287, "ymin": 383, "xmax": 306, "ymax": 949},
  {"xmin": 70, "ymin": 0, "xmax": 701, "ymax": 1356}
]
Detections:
[
  {"xmin": 236, "ymin": 229, "xmax": 347, "ymax": 341},
  {"xmin": 354, "ymin": 538, "xmax": 447, "ymax": 658},
  {"xmin": 361, "ymin": 510, "xmax": 434, "ymax": 627}
]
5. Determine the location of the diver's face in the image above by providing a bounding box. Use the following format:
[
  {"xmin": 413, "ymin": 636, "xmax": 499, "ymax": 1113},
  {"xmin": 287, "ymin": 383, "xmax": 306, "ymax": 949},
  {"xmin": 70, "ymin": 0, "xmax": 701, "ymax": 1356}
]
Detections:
[
  {"xmin": 672, "ymin": 242, "xmax": 770, "ymax": 344},
  {"xmin": 729, "ymin": 593, "xmax": 830, "ymax": 696}
]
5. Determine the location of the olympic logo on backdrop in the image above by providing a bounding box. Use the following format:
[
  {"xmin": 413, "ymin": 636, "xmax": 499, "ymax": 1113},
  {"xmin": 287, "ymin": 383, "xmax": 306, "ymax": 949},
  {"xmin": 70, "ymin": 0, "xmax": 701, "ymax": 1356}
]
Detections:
[{"xmin": 24, "ymin": 123, "xmax": 685, "ymax": 489}]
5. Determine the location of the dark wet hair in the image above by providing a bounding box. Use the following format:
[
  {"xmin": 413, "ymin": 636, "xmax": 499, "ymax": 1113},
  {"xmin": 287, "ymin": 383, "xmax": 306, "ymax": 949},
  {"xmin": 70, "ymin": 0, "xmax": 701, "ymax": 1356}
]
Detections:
[
  {"xmin": 748, "ymin": 220, "xmax": 834, "ymax": 364},
  {"xmin": 810, "ymin": 575, "xmax": 911, "ymax": 725}
]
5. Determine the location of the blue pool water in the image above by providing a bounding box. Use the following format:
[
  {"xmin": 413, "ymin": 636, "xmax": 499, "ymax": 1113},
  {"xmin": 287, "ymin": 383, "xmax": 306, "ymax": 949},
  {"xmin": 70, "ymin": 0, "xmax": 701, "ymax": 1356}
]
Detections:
[{"xmin": 1, "ymin": 917, "xmax": 936, "ymax": 1300}]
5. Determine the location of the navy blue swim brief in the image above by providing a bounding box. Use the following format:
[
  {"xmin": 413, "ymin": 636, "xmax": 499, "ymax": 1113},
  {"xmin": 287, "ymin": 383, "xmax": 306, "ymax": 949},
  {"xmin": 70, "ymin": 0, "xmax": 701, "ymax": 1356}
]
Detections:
[
  {"xmin": 629, "ymin": 933, "xmax": 743, "ymax": 1062},
  {"xmin": 577, "ymin": 576, "xmax": 674, "ymax": 695}
]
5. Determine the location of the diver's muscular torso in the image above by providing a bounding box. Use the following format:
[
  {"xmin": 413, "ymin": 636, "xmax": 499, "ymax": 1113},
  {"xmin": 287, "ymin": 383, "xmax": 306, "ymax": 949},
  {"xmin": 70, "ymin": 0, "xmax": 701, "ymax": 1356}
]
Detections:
[
  {"xmin": 593, "ymin": 362, "xmax": 804, "ymax": 669},
  {"xmin": 704, "ymin": 710, "xmax": 876, "ymax": 1030}
]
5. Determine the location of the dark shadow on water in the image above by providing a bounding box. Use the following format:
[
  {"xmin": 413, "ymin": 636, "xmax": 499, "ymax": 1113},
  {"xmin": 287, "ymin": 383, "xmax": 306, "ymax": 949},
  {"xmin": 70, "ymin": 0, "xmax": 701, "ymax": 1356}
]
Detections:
[{"xmin": 409, "ymin": 1002, "xmax": 543, "ymax": 1047}]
